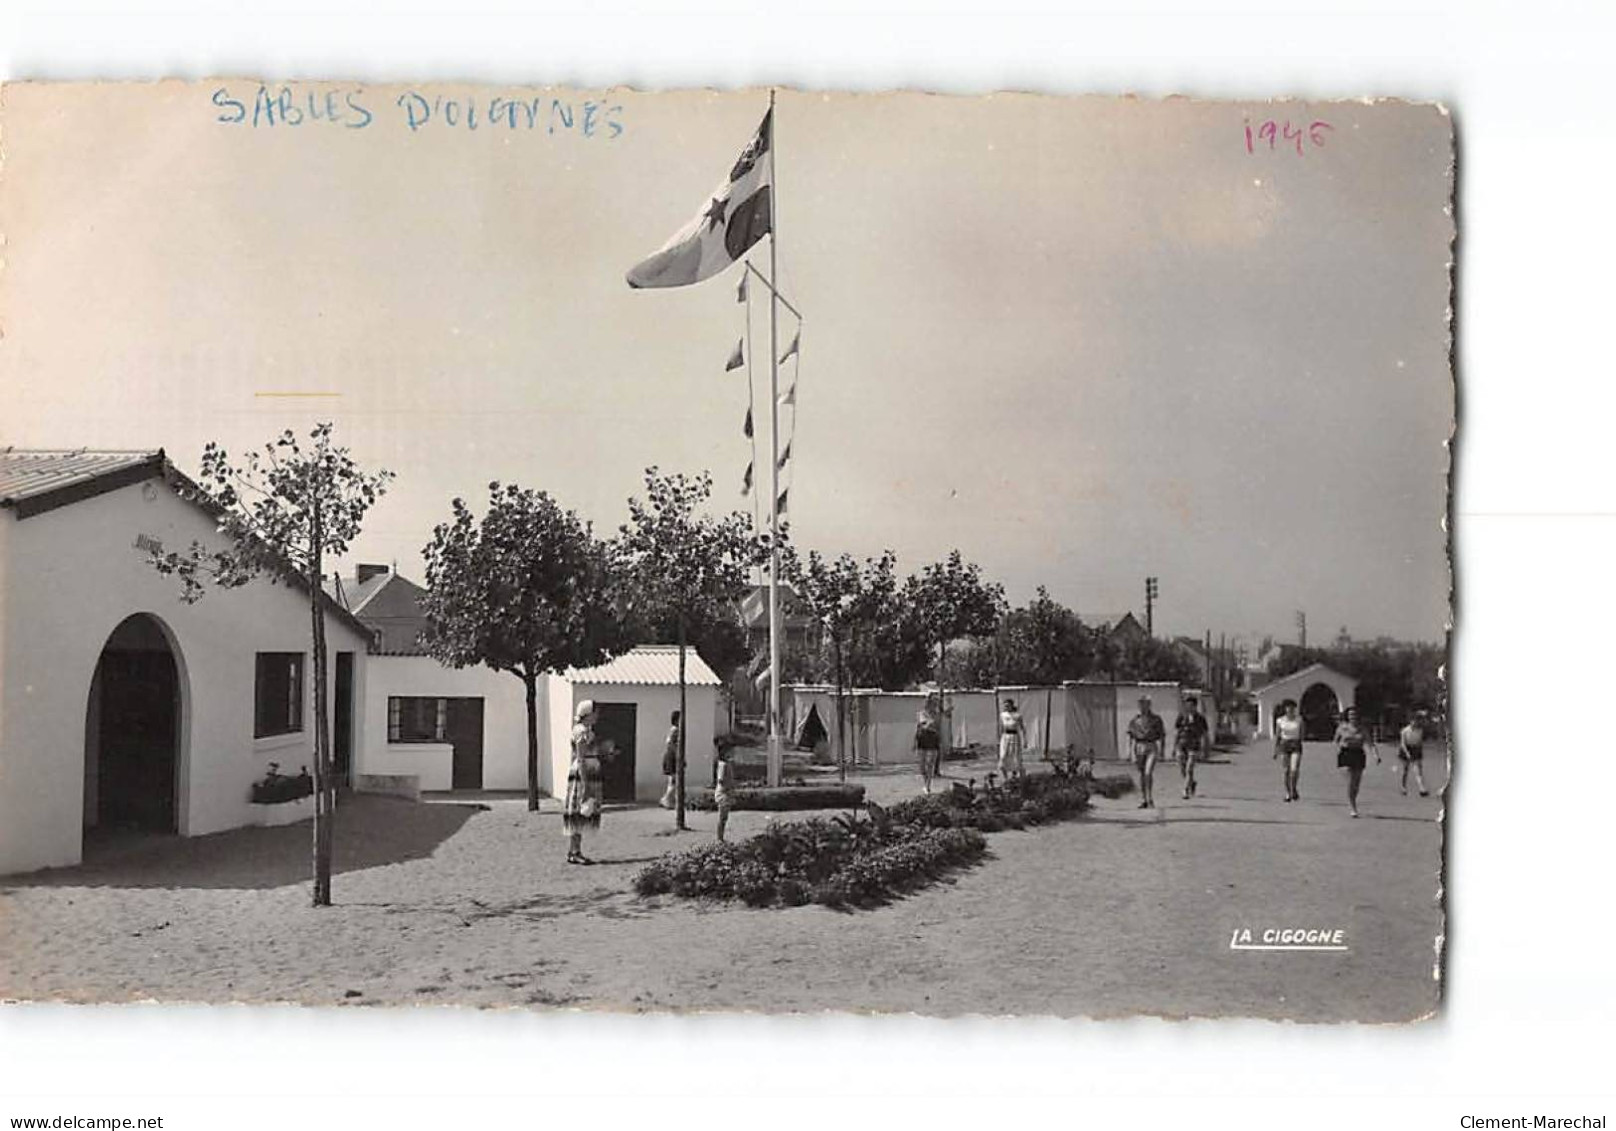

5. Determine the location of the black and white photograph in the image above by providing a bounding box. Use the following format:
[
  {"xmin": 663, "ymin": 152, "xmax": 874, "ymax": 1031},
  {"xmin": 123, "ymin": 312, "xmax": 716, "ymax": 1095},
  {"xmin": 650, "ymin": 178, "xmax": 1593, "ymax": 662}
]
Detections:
[{"xmin": 0, "ymin": 82, "xmax": 1453, "ymax": 1022}]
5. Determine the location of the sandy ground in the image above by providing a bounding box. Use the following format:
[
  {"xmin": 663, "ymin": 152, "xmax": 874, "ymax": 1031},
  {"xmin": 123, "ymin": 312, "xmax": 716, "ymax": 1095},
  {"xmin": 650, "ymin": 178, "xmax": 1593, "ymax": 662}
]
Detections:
[{"xmin": 0, "ymin": 740, "xmax": 1446, "ymax": 1020}]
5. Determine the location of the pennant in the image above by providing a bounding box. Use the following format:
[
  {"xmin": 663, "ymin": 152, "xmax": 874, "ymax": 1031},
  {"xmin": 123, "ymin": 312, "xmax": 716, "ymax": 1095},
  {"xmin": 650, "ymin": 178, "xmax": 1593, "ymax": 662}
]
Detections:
[
  {"xmin": 776, "ymin": 488, "xmax": 789, "ymax": 515},
  {"xmin": 741, "ymin": 461, "xmax": 753, "ymax": 497},
  {"xmin": 737, "ymin": 272, "xmax": 749, "ymax": 304},
  {"xmin": 778, "ymin": 330, "xmax": 800, "ymax": 364},
  {"xmin": 779, "ymin": 383, "xmax": 796, "ymax": 407},
  {"xmin": 626, "ymin": 110, "xmax": 773, "ymax": 289},
  {"xmin": 744, "ymin": 407, "xmax": 753, "ymax": 439},
  {"xmin": 776, "ymin": 441, "xmax": 792, "ymax": 470},
  {"xmin": 725, "ymin": 339, "xmax": 744, "ymax": 372}
]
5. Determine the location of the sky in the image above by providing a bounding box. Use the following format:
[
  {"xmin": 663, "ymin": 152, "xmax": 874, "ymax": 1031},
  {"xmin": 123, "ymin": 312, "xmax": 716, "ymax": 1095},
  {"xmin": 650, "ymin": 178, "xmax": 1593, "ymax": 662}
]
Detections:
[{"xmin": 0, "ymin": 83, "xmax": 1453, "ymax": 648}]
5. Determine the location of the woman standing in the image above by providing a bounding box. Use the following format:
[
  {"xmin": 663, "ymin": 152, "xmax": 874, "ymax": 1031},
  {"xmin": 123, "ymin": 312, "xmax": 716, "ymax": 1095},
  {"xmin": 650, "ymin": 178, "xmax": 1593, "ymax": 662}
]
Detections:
[
  {"xmin": 713, "ymin": 741, "xmax": 735, "ymax": 842},
  {"xmin": 1333, "ymin": 705, "xmax": 1380, "ymax": 818},
  {"xmin": 998, "ymin": 698, "xmax": 1027, "ymax": 782},
  {"xmin": 1272, "ymin": 699, "xmax": 1305, "ymax": 803},
  {"xmin": 915, "ymin": 692, "xmax": 943, "ymax": 794},
  {"xmin": 563, "ymin": 700, "xmax": 608, "ymax": 865}
]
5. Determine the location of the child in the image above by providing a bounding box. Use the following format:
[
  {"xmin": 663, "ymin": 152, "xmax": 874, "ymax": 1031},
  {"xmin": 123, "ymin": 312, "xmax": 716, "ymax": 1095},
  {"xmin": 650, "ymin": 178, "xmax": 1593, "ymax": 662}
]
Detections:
[{"xmin": 713, "ymin": 740, "xmax": 735, "ymax": 843}]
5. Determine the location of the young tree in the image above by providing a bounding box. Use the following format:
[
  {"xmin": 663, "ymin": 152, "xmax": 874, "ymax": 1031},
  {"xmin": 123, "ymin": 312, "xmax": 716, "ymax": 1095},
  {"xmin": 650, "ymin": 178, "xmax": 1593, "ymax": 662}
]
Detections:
[
  {"xmin": 991, "ymin": 587, "xmax": 1092, "ymax": 686},
  {"xmin": 618, "ymin": 468, "xmax": 763, "ymax": 830},
  {"xmin": 147, "ymin": 424, "xmax": 394, "ymax": 908},
  {"xmin": 783, "ymin": 549, "xmax": 864, "ymax": 781},
  {"xmin": 908, "ymin": 550, "xmax": 1006, "ymax": 693},
  {"xmin": 419, "ymin": 483, "xmax": 629, "ymax": 813}
]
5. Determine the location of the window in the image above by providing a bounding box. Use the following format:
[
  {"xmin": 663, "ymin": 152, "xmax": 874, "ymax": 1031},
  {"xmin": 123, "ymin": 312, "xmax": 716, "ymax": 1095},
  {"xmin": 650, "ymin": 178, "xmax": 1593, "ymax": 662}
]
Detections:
[
  {"xmin": 388, "ymin": 697, "xmax": 447, "ymax": 743},
  {"xmin": 254, "ymin": 653, "xmax": 305, "ymax": 738}
]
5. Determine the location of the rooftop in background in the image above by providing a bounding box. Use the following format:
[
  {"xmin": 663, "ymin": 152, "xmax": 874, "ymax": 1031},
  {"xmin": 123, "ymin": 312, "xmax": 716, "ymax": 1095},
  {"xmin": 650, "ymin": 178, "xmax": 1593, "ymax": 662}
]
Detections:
[
  {"xmin": 567, "ymin": 645, "xmax": 722, "ymax": 687},
  {"xmin": 0, "ymin": 449, "xmax": 165, "ymax": 518}
]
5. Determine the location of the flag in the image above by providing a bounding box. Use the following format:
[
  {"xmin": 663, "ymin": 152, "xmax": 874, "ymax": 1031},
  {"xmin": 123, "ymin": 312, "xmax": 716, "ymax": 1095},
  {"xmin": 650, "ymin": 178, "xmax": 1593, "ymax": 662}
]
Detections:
[
  {"xmin": 776, "ymin": 441, "xmax": 791, "ymax": 470},
  {"xmin": 743, "ymin": 407, "xmax": 753, "ymax": 439},
  {"xmin": 741, "ymin": 461, "xmax": 753, "ymax": 497},
  {"xmin": 776, "ymin": 488, "xmax": 789, "ymax": 515},
  {"xmin": 725, "ymin": 339, "xmax": 744, "ymax": 372},
  {"xmin": 779, "ymin": 383, "xmax": 796, "ymax": 407},
  {"xmin": 778, "ymin": 330, "xmax": 800, "ymax": 364},
  {"xmin": 626, "ymin": 110, "xmax": 773, "ymax": 289},
  {"xmin": 737, "ymin": 272, "xmax": 749, "ymax": 303}
]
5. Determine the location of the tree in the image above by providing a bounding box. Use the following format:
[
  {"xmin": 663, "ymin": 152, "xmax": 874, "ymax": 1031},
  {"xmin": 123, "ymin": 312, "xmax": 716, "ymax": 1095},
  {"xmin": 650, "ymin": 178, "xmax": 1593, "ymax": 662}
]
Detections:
[
  {"xmin": 1114, "ymin": 634, "xmax": 1200, "ymax": 684},
  {"xmin": 991, "ymin": 587, "xmax": 1092, "ymax": 686},
  {"xmin": 419, "ymin": 483, "xmax": 628, "ymax": 813},
  {"xmin": 908, "ymin": 551, "xmax": 1006, "ymax": 691},
  {"xmin": 618, "ymin": 468, "xmax": 763, "ymax": 829},
  {"xmin": 783, "ymin": 549, "xmax": 864, "ymax": 780},
  {"xmin": 147, "ymin": 424, "xmax": 394, "ymax": 908}
]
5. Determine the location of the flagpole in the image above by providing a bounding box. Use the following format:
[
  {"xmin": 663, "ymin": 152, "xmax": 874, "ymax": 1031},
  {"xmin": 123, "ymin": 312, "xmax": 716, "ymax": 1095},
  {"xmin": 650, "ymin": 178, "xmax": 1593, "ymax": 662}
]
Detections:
[{"xmin": 765, "ymin": 88, "xmax": 784, "ymax": 789}]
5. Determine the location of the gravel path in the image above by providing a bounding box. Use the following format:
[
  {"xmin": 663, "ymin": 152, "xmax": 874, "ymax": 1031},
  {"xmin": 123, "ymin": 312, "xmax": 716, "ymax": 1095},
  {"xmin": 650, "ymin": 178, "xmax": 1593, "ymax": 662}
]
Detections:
[{"xmin": 0, "ymin": 741, "xmax": 1445, "ymax": 1020}]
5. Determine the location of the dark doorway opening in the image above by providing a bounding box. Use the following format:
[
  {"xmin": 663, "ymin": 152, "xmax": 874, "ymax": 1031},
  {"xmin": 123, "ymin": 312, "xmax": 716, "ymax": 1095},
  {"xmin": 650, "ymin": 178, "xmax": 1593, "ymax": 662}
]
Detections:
[
  {"xmin": 593, "ymin": 702, "xmax": 638, "ymax": 802},
  {"xmin": 446, "ymin": 698, "xmax": 486, "ymax": 790},
  {"xmin": 1300, "ymin": 682, "xmax": 1341, "ymax": 741},
  {"xmin": 85, "ymin": 614, "xmax": 181, "ymax": 836},
  {"xmin": 334, "ymin": 652, "xmax": 355, "ymax": 788}
]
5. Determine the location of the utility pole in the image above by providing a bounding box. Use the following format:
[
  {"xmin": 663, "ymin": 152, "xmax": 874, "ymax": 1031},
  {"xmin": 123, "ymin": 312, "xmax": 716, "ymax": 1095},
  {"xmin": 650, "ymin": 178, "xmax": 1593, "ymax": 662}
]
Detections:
[
  {"xmin": 1145, "ymin": 576, "xmax": 1159, "ymax": 637},
  {"xmin": 1296, "ymin": 609, "xmax": 1308, "ymax": 649}
]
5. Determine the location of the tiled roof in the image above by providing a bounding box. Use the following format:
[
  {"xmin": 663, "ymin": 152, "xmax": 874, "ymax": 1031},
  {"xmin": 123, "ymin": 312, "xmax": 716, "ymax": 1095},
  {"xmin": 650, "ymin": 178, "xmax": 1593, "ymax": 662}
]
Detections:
[
  {"xmin": 0, "ymin": 449, "xmax": 165, "ymax": 516},
  {"xmin": 566, "ymin": 644, "xmax": 722, "ymax": 687}
]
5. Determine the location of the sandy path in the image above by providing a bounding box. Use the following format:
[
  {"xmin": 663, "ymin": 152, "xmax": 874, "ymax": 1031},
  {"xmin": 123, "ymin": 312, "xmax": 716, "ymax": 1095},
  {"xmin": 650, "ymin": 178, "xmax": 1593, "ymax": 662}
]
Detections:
[{"xmin": 0, "ymin": 743, "xmax": 1444, "ymax": 1019}]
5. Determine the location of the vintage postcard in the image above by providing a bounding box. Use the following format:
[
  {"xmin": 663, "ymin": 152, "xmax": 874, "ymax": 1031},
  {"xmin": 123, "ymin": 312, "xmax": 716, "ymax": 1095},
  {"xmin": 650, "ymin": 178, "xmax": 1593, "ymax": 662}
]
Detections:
[{"xmin": 0, "ymin": 82, "xmax": 1453, "ymax": 1019}]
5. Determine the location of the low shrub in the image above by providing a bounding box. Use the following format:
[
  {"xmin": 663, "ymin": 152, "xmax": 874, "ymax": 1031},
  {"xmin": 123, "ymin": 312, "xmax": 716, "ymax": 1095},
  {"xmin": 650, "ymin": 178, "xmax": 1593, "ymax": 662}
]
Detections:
[
  {"xmin": 686, "ymin": 783, "xmax": 866, "ymax": 812},
  {"xmin": 1084, "ymin": 773, "xmax": 1136, "ymax": 799}
]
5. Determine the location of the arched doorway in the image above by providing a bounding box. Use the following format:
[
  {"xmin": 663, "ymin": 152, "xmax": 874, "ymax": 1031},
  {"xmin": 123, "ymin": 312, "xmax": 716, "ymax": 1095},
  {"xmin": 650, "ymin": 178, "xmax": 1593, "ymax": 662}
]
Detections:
[
  {"xmin": 1299, "ymin": 682, "xmax": 1340, "ymax": 741},
  {"xmin": 83, "ymin": 614, "xmax": 185, "ymax": 837}
]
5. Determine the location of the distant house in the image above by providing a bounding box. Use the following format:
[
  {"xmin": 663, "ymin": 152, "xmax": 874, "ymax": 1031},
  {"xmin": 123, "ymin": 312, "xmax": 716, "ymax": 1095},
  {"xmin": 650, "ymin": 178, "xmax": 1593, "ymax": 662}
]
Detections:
[
  {"xmin": 1172, "ymin": 636, "xmax": 1212, "ymax": 685},
  {"xmin": 740, "ymin": 582, "xmax": 816, "ymax": 653},
  {"xmin": 1251, "ymin": 662, "xmax": 1359, "ymax": 740},
  {"xmin": 0, "ymin": 450, "xmax": 374, "ymax": 875},
  {"xmin": 1082, "ymin": 611, "xmax": 1149, "ymax": 646}
]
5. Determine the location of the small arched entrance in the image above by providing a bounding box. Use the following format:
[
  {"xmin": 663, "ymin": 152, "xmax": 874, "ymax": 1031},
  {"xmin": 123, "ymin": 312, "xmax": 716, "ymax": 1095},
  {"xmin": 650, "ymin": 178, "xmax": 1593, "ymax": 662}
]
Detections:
[
  {"xmin": 1299, "ymin": 682, "xmax": 1340, "ymax": 741},
  {"xmin": 84, "ymin": 614, "xmax": 185, "ymax": 838}
]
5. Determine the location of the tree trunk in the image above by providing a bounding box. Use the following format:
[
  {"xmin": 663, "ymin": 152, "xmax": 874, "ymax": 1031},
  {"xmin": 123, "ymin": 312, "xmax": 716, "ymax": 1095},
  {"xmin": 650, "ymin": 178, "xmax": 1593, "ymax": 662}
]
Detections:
[
  {"xmin": 524, "ymin": 670, "xmax": 540, "ymax": 812},
  {"xmin": 676, "ymin": 612, "xmax": 688, "ymax": 831},
  {"xmin": 309, "ymin": 515, "xmax": 333, "ymax": 908}
]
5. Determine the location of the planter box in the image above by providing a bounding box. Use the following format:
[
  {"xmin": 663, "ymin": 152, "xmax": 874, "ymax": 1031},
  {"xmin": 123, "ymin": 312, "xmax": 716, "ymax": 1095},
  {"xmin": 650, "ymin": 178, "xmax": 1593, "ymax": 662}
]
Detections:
[{"xmin": 252, "ymin": 794, "xmax": 314, "ymax": 827}]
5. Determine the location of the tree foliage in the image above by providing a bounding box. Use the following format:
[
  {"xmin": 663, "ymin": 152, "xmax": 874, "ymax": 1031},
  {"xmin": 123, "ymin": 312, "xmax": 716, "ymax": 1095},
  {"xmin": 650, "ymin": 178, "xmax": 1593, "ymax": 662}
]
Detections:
[
  {"xmin": 906, "ymin": 551, "xmax": 1006, "ymax": 687},
  {"xmin": 419, "ymin": 482, "xmax": 629, "ymax": 811},
  {"xmin": 147, "ymin": 424, "xmax": 393, "ymax": 907}
]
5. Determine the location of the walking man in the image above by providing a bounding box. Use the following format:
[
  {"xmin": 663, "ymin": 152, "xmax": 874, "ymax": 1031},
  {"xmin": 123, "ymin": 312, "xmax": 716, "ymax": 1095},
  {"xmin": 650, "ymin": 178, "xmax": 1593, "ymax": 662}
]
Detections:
[
  {"xmin": 660, "ymin": 710, "xmax": 681, "ymax": 809},
  {"xmin": 1127, "ymin": 695, "xmax": 1166, "ymax": 809},
  {"xmin": 1175, "ymin": 694, "xmax": 1210, "ymax": 799}
]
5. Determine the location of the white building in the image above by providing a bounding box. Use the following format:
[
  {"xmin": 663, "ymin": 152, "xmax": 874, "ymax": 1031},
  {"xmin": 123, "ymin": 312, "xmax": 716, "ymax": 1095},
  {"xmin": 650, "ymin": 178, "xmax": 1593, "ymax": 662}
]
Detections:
[{"xmin": 0, "ymin": 451, "xmax": 374, "ymax": 875}]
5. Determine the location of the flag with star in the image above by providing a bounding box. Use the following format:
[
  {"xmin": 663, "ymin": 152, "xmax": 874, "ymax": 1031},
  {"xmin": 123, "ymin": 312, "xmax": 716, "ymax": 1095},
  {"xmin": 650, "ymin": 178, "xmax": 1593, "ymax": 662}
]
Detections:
[
  {"xmin": 626, "ymin": 110, "xmax": 773, "ymax": 289},
  {"xmin": 724, "ymin": 339, "xmax": 744, "ymax": 372}
]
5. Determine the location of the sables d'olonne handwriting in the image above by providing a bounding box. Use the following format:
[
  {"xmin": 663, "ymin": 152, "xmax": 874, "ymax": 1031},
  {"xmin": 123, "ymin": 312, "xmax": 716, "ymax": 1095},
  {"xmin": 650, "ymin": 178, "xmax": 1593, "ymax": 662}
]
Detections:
[{"xmin": 211, "ymin": 84, "xmax": 626, "ymax": 139}]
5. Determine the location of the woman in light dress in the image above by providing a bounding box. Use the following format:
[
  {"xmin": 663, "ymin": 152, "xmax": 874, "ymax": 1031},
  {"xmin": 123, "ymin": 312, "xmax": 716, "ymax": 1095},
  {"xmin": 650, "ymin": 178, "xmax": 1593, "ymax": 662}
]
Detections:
[
  {"xmin": 563, "ymin": 700, "xmax": 609, "ymax": 865},
  {"xmin": 998, "ymin": 698, "xmax": 1027, "ymax": 782}
]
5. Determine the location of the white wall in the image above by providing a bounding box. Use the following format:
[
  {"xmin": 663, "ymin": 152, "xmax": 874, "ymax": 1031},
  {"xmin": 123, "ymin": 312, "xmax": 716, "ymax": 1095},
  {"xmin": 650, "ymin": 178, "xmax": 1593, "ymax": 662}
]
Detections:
[
  {"xmin": 0, "ymin": 477, "xmax": 370, "ymax": 875},
  {"xmin": 359, "ymin": 655, "xmax": 535, "ymax": 793},
  {"xmin": 549, "ymin": 678, "xmax": 718, "ymax": 802}
]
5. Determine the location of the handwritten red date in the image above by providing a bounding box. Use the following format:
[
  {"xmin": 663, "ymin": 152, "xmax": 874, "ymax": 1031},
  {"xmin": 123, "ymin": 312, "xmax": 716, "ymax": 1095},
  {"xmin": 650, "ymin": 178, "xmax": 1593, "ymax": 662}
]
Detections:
[{"xmin": 1245, "ymin": 118, "xmax": 1334, "ymax": 156}]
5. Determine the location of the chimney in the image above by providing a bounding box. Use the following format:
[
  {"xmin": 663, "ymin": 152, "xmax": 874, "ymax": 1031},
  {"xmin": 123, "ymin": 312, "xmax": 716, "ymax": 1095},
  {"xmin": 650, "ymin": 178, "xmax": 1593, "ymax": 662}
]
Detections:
[{"xmin": 356, "ymin": 563, "xmax": 389, "ymax": 585}]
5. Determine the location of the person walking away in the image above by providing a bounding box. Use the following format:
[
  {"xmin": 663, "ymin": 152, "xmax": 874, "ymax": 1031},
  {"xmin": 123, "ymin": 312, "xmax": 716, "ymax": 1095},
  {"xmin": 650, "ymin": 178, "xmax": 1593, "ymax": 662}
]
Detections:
[
  {"xmin": 713, "ymin": 741, "xmax": 735, "ymax": 842},
  {"xmin": 997, "ymin": 698, "xmax": 1027, "ymax": 782},
  {"xmin": 1272, "ymin": 699, "xmax": 1305, "ymax": 802},
  {"xmin": 1175, "ymin": 694, "xmax": 1210, "ymax": 799},
  {"xmin": 1398, "ymin": 711, "xmax": 1431, "ymax": 796},
  {"xmin": 1126, "ymin": 695, "xmax": 1166, "ymax": 809},
  {"xmin": 564, "ymin": 700, "xmax": 611, "ymax": 865},
  {"xmin": 915, "ymin": 692, "xmax": 943, "ymax": 794},
  {"xmin": 1333, "ymin": 705, "xmax": 1380, "ymax": 818},
  {"xmin": 660, "ymin": 710, "xmax": 681, "ymax": 809}
]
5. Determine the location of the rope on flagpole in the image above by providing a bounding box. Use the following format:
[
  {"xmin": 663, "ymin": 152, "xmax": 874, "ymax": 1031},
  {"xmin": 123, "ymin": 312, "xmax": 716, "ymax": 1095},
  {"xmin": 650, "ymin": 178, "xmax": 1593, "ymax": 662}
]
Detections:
[{"xmin": 742, "ymin": 263, "xmax": 763, "ymax": 588}]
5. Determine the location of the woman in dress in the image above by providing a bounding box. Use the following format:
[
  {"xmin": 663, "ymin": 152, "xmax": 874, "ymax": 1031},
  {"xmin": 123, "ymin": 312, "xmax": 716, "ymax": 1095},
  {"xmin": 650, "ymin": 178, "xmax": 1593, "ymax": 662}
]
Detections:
[
  {"xmin": 998, "ymin": 698, "xmax": 1027, "ymax": 782},
  {"xmin": 1272, "ymin": 699, "xmax": 1306, "ymax": 803},
  {"xmin": 1333, "ymin": 705, "xmax": 1380, "ymax": 818},
  {"xmin": 563, "ymin": 699, "xmax": 607, "ymax": 865},
  {"xmin": 915, "ymin": 692, "xmax": 943, "ymax": 793}
]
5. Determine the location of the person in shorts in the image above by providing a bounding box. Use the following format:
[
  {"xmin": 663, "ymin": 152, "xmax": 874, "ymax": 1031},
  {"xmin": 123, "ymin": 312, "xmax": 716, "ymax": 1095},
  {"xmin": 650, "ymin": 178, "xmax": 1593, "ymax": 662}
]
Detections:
[
  {"xmin": 1333, "ymin": 705, "xmax": 1380, "ymax": 818},
  {"xmin": 1126, "ymin": 696, "xmax": 1166, "ymax": 809},
  {"xmin": 1398, "ymin": 711, "xmax": 1430, "ymax": 797},
  {"xmin": 915, "ymin": 692, "xmax": 943, "ymax": 793},
  {"xmin": 660, "ymin": 710, "xmax": 681, "ymax": 809},
  {"xmin": 1272, "ymin": 699, "xmax": 1305, "ymax": 802},
  {"xmin": 1174, "ymin": 694, "xmax": 1210, "ymax": 800}
]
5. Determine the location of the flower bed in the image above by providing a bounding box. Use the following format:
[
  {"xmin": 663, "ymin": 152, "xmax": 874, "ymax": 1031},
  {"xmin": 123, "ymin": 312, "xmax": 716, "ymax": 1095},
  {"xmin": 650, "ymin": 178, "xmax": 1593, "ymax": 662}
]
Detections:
[
  {"xmin": 250, "ymin": 763, "xmax": 313, "ymax": 805},
  {"xmin": 635, "ymin": 771, "xmax": 1099, "ymax": 910},
  {"xmin": 685, "ymin": 783, "xmax": 866, "ymax": 812}
]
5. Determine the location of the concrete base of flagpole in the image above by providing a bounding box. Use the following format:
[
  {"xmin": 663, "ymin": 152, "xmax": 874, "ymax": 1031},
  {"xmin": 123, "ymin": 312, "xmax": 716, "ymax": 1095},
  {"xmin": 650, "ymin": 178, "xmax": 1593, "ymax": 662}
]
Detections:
[{"xmin": 766, "ymin": 735, "xmax": 784, "ymax": 787}]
